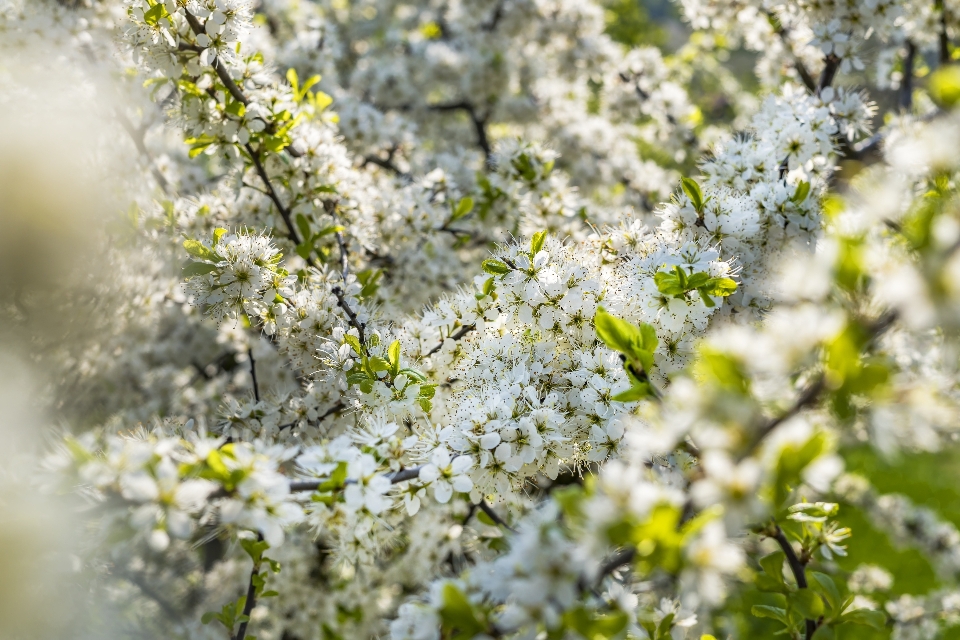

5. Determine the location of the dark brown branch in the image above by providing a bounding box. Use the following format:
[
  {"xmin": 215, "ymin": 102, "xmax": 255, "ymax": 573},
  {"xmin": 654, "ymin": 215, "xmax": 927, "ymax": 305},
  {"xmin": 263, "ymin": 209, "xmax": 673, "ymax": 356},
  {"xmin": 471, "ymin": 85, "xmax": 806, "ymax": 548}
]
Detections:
[
  {"xmin": 771, "ymin": 526, "xmax": 817, "ymax": 640},
  {"xmin": 817, "ymin": 54, "xmax": 841, "ymax": 95},
  {"xmin": 425, "ymin": 323, "xmax": 476, "ymax": 356},
  {"xmin": 181, "ymin": 10, "xmax": 248, "ymax": 106},
  {"xmin": 247, "ymin": 348, "xmax": 261, "ymax": 402},
  {"xmin": 278, "ymin": 401, "xmax": 344, "ymax": 431},
  {"xmin": 596, "ymin": 547, "xmax": 636, "ymax": 585},
  {"xmin": 181, "ymin": 8, "xmax": 303, "ymax": 158},
  {"xmin": 901, "ymin": 40, "xmax": 917, "ymax": 111},
  {"xmin": 362, "ymin": 154, "xmax": 407, "ymax": 177},
  {"xmin": 427, "ymin": 101, "xmax": 492, "ymax": 163},
  {"xmin": 335, "ymin": 230, "xmax": 350, "ymax": 282},
  {"xmin": 482, "ymin": 0, "xmax": 505, "ymax": 31},
  {"xmin": 232, "ymin": 539, "xmax": 261, "ymax": 640},
  {"xmin": 245, "ymin": 143, "xmax": 301, "ymax": 245},
  {"xmin": 765, "ymin": 10, "xmax": 817, "ymax": 93},
  {"xmin": 289, "ymin": 464, "xmax": 424, "ymax": 492},
  {"xmin": 331, "ymin": 286, "xmax": 366, "ymax": 346},
  {"xmin": 749, "ymin": 310, "xmax": 898, "ymax": 451},
  {"xmin": 479, "ymin": 499, "xmax": 517, "ymax": 532},
  {"xmin": 937, "ymin": 0, "xmax": 952, "ymax": 65}
]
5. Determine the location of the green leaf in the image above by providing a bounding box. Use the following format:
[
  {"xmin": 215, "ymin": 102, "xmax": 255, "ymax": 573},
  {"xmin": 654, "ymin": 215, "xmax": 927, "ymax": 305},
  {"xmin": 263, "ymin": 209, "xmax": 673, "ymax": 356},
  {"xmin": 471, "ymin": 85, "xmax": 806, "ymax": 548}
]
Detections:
[
  {"xmin": 791, "ymin": 181, "xmax": 811, "ymax": 205},
  {"xmin": 296, "ymin": 242, "xmax": 312, "ymax": 260},
  {"xmin": 262, "ymin": 134, "xmax": 290, "ymax": 154},
  {"xmin": 183, "ymin": 238, "xmax": 219, "ymax": 262},
  {"xmin": 811, "ymin": 624, "xmax": 835, "ymax": 640},
  {"xmin": 225, "ymin": 99, "xmax": 245, "ymax": 118},
  {"xmin": 594, "ymin": 307, "xmax": 657, "ymax": 377},
  {"xmin": 286, "ymin": 68, "xmax": 299, "ymax": 95},
  {"xmin": 313, "ymin": 224, "xmax": 345, "ymax": 239},
  {"xmin": 751, "ymin": 605, "xmax": 789, "ymax": 625},
  {"xmin": 756, "ymin": 574, "xmax": 789, "ymax": 593},
  {"xmin": 369, "ymin": 356, "xmax": 391, "ymax": 372},
  {"xmin": 182, "ymin": 261, "xmax": 218, "ymax": 278},
  {"xmin": 452, "ymin": 197, "xmax": 474, "ymax": 221},
  {"xmin": 482, "ymin": 259, "xmax": 511, "ymax": 275},
  {"xmin": 201, "ymin": 612, "xmax": 217, "ymax": 625},
  {"xmin": 388, "ymin": 340, "xmax": 401, "ymax": 376},
  {"xmin": 482, "ymin": 277, "xmax": 496, "ymax": 296},
  {"xmin": 143, "ymin": 2, "xmax": 167, "ymax": 25},
  {"xmin": 611, "ymin": 384, "xmax": 653, "ymax": 402},
  {"xmin": 809, "ymin": 572, "xmax": 841, "ymax": 613},
  {"xmin": 476, "ymin": 510, "xmax": 496, "ymax": 526},
  {"xmin": 759, "ymin": 551, "xmax": 786, "ymax": 586},
  {"xmin": 654, "ymin": 270, "xmax": 685, "ymax": 297},
  {"xmin": 681, "ymin": 176, "xmax": 704, "ymax": 212},
  {"xmin": 315, "ymin": 461, "xmax": 348, "ymax": 492},
  {"xmin": 563, "ymin": 607, "xmax": 629, "ymax": 640},
  {"xmin": 792, "ymin": 589, "xmax": 825, "ymax": 620},
  {"xmin": 530, "ymin": 230, "xmax": 548, "ymax": 256},
  {"xmin": 296, "ymin": 214, "xmax": 311, "ymax": 243},
  {"xmin": 344, "ymin": 334, "xmax": 363, "ymax": 356},
  {"xmin": 700, "ymin": 277, "xmax": 738, "ymax": 297},
  {"xmin": 657, "ymin": 612, "xmax": 676, "ymax": 638},
  {"xmin": 438, "ymin": 584, "xmax": 484, "ymax": 637},
  {"xmin": 212, "ymin": 227, "xmax": 227, "ymax": 244},
  {"xmin": 839, "ymin": 609, "xmax": 886, "ymax": 629}
]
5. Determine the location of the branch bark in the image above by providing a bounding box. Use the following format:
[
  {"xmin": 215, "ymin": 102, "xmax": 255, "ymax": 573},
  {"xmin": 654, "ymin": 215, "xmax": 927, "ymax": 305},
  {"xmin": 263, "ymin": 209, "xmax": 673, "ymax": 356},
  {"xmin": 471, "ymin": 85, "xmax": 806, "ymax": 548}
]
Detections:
[{"xmin": 772, "ymin": 526, "xmax": 817, "ymax": 640}]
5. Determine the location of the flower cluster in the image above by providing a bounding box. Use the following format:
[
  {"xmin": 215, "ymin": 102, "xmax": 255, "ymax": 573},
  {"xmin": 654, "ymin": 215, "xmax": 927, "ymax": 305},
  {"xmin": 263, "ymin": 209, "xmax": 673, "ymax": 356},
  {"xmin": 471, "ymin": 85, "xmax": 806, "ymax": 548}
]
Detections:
[{"xmin": 9, "ymin": 0, "xmax": 960, "ymax": 639}]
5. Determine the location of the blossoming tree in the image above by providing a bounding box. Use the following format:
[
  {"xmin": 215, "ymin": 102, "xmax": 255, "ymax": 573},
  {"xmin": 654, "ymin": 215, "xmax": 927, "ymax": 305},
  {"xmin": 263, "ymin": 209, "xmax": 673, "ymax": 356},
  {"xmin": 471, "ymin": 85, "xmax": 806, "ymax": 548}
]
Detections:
[{"xmin": 3, "ymin": 0, "xmax": 960, "ymax": 638}]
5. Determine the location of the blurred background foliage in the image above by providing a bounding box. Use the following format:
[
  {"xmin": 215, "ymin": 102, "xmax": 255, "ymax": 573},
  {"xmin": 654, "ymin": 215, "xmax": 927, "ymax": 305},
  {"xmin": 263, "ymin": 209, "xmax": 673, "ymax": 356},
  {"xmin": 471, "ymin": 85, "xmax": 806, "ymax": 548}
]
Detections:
[{"xmin": 601, "ymin": 1, "xmax": 960, "ymax": 636}]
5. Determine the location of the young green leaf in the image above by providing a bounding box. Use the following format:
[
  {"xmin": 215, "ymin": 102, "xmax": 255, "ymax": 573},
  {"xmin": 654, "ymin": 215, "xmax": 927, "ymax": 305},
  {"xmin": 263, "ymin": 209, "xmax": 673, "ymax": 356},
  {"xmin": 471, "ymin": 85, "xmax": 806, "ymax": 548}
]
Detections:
[
  {"xmin": 791, "ymin": 181, "xmax": 811, "ymax": 204},
  {"xmin": 482, "ymin": 259, "xmax": 512, "ymax": 275},
  {"xmin": 681, "ymin": 176, "xmax": 704, "ymax": 212},
  {"xmin": 530, "ymin": 230, "xmax": 548, "ymax": 256},
  {"xmin": 452, "ymin": 197, "xmax": 475, "ymax": 221},
  {"xmin": 792, "ymin": 589, "xmax": 825, "ymax": 620},
  {"xmin": 182, "ymin": 261, "xmax": 218, "ymax": 278},
  {"xmin": 183, "ymin": 238, "xmax": 220, "ymax": 262},
  {"xmin": 388, "ymin": 340, "xmax": 401, "ymax": 376}
]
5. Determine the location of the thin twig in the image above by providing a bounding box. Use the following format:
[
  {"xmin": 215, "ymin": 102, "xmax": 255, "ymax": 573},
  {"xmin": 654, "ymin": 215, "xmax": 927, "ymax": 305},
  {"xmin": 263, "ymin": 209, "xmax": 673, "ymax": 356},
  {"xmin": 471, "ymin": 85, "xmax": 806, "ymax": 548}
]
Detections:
[
  {"xmin": 479, "ymin": 499, "xmax": 517, "ymax": 533},
  {"xmin": 817, "ymin": 54, "xmax": 841, "ymax": 95},
  {"xmin": 335, "ymin": 230, "xmax": 350, "ymax": 282},
  {"xmin": 245, "ymin": 143, "xmax": 301, "ymax": 245},
  {"xmin": 901, "ymin": 40, "xmax": 917, "ymax": 111},
  {"xmin": 772, "ymin": 526, "xmax": 817, "ymax": 640},
  {"xmin": 181, "ymin": 10, "xmax": 248, "ymax": 106},
  {"xmin": 425, "ymin": 323, "xmax": 476, "ymax": 356},
  {"xmin": 765, "ymin": 10, "xmax": 817, "ymax": 94},
  {"xmin": 363, "ymin": 154, "xmax": 410, "ymax": 180},
  {"xmin": 278, "ymin": 401, "xmax": 344, "ymax": 431},
  {"xmin": 748, "ymin": 310, "xmax": 898, "ymax": 452},
  {"xmin": 937, "ymin": 0, "xmax": 952, "ymax": 65},
  {"xmin": 427, "ymin": 101, "xmax": 492, "ymax": 163},
  {"xmin": 331, "ymin": 286, "xmax": 366, "ymax": 346},
  {"xmin": 595, "ymin": 547, "xmax": 636, "ymax": 585},
  {"xmin": 289, "ymin": 464, "xmax": 424, "ymax": 492},
  {"xmin": 232, "ymin": 536, "xmax": 262, "ymax": 640},
  {"xmin": 247, "ymin": 348, "xmax": 260, "ymax": 402}
]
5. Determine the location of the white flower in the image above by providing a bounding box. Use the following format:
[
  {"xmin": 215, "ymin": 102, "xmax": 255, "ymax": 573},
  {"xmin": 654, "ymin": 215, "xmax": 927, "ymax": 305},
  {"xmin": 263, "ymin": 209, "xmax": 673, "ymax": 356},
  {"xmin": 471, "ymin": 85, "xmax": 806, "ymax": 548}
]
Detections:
[{"xmin": 418, "ymin": 448, "xmax": 473, "ymax": 503}]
